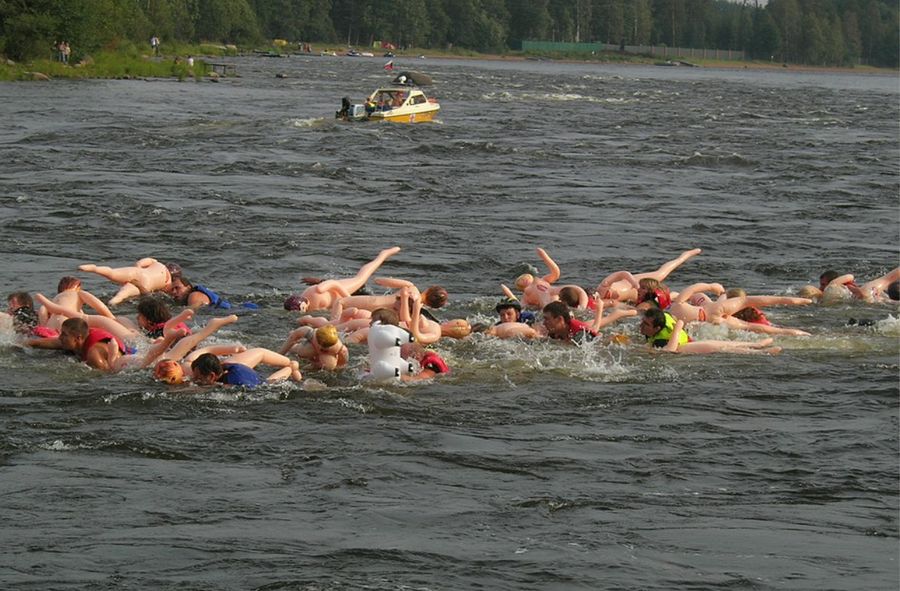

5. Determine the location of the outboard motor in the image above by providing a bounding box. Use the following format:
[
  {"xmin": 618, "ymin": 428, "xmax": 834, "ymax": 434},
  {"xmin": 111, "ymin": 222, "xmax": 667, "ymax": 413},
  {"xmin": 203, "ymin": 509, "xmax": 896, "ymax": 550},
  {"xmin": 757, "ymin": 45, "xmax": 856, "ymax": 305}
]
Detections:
[{"xmin": 336, "ymin": 96, "xmax": 351, "ymax": 119}]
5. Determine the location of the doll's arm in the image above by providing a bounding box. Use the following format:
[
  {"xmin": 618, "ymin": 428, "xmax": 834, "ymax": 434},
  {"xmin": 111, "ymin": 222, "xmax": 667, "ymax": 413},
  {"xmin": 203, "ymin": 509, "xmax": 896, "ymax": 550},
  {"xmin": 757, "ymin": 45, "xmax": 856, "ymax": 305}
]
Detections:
[
  {"xmin": 374, "ymin": 277, "xmax": 414, "ymax": 290},
  {"xmin": 78, "ymin": 290, "xmax": 116, "ymax": 319},
  {"xmin": 537, "ymin": 248, "xmax": 560, "ymax": 283}
]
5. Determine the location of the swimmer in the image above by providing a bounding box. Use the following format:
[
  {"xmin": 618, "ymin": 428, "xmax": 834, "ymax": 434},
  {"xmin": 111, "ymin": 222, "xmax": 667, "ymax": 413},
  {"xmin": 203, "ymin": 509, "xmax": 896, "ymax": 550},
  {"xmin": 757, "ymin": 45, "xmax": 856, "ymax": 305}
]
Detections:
[
  {"xmin": 149, "ymin": 314, "xmax": 244, "ymax": 381},
  {"xmin": 190, "ymin": 349, "xmax": 302, "ymax": 387},
  {"xmin": 168, "ymin": 275, "xmax": 233, "ymax": 309},
  {"xmin": 471, "ymin": 295, "xmax": 545, "ymax": 339},
  {"xmin": 26, "ymin": 317, "xmax": 132, "ymax": 371},
  {"xmin": 6, "ymin": 291, "xmax": 39, "ymax": 335},
  {"xmin": 283, "ymin": 247, "xmax": 401, "ymax": 313},
  {"xmin": 816, "ymin": 268, "xmax": 900, "ymax": 303},
  {"xmin": 494, "ymin": 295, "xmax": 537, "ymax": 326},
  {"xmin": 541, "ymin": 300, "xmax": 600, "ymax": 344},
  {"xmin": 34, "ymin": 293, "xmax": 194, "ymax": 346},
  {"xmin": 596, "ymin": 248, "xmax": 702, "ymax": 303},
  {"xmin": 640, "ymin": 308, "xmax": 781, "ymax": 355},
  {"xmin": 78, "ymin": 258, "xmax": 175, "ymax": 305},
  {"xmin": 280, "ymin": 324, "xmax": 349, "ymax": 371}
]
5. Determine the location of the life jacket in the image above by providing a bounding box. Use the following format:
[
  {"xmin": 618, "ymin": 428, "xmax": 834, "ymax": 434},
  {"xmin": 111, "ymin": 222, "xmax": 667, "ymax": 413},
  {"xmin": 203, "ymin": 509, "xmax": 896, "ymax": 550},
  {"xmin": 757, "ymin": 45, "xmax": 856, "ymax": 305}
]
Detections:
[
  {"xmin": 648, "ymin": 312, "xmax": 689, "ymax": 348},
  {"xmin": 31, "ymin": 325, "xmax": 59, "ymax": 338},
  {"xmin": 81, "ymin": 328, "xmax": 127, "ymax": 361},
  {"xmin": 192, "ymin": 285, "xmax": 258, "ymax": 310},
  {"xmin": 192, "ymin": 285, "xmax": 231, "ymax": 309},
  {"xmin": 568, "ymin": 318, "xmax": 598, "ymax": 341}
]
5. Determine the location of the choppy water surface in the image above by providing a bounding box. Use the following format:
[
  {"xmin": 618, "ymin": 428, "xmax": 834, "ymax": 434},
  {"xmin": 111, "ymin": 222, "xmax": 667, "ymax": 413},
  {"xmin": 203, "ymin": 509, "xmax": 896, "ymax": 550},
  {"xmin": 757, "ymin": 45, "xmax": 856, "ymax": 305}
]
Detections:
[{"xmin": 0, "ymin": 57, "xmax": 898, "ymax": 590}]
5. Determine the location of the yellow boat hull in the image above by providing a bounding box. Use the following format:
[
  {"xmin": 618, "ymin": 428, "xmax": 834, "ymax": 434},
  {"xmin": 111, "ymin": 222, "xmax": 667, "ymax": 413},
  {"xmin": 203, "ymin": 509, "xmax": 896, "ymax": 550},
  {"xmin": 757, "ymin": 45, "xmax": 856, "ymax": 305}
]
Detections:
[{"xmin": 370, "ymin": 105, "xmax": 440, "ymax": 123}]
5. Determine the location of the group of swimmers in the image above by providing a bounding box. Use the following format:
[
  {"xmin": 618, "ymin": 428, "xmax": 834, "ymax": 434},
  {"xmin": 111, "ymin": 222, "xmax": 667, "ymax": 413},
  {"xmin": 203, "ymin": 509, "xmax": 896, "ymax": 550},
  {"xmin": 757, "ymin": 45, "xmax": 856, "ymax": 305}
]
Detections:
[{"xmin": 3, "ymin": 246, "xmax": 898, "ymax": 388}]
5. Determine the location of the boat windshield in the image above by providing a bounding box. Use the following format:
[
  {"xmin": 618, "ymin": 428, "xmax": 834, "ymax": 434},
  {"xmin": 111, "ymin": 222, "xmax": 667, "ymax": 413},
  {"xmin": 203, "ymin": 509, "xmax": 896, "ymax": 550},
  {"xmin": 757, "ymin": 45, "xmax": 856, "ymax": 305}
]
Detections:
[{"xmin": 369, "ymin": 89, "xmax": 408, "ymax": 110}]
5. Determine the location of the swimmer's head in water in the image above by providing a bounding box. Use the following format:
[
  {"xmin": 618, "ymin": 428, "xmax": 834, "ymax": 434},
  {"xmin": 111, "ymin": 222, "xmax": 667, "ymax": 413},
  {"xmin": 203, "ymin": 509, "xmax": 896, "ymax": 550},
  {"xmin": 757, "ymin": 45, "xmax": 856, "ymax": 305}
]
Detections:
[
  {"xmin": 819, "ymin": 270, "xmax": 840, "ymax": 290},
  {"xmin": 283, "ymin": 295, "xmax": 308, "ymax": 312},
  {"xmin": 515, "ymin": 273, "xmax": 534, "ymax": 291},
  {"xmin": 887, "ymin": 280, "xmax": 900, "ymax": 301},
  {"xmin": 165, "ymin": 262, "xmax": 183, "ymax": 280},
  {"xmin": 154, "ymin": 359, "xmax": 184, "ymax": 385},
  {"xmin": 495, "ymin": 297, "xmax": 522, "ymax": 314},
  {"xmin": 315, "ymin": 325, "xmax": 339, "ymax": 348}
]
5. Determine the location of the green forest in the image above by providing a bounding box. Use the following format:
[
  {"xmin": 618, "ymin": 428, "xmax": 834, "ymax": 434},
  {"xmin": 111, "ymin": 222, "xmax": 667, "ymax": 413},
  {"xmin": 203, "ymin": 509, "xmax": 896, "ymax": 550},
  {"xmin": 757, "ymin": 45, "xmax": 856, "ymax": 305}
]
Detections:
[{"xmin": 1, "ymin": 0, "xmax": 897, "ymax": 67}]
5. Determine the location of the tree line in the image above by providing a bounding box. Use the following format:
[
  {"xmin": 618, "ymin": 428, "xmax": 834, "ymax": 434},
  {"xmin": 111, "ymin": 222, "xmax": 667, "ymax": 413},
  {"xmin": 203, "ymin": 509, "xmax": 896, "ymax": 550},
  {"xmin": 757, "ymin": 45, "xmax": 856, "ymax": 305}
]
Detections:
[{"xmin": 0, "ymin": 0, "xmax": 897, "ymax": 67}]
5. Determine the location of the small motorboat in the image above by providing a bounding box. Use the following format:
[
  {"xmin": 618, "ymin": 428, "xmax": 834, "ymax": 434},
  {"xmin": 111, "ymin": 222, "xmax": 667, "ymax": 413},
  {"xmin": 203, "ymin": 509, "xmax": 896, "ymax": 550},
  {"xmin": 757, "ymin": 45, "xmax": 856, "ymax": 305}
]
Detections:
[{"xmin": 336, "ymin": 72, "xmax": 440, "ymax": 124}]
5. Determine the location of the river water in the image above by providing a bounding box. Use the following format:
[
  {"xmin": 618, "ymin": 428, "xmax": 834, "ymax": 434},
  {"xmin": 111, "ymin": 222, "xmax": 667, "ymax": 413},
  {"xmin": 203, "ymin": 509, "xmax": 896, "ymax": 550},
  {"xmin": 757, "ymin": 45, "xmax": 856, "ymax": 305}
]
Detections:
[{"xmin": 0, "ymin": 56, "xmax": 898, "ymax": 590}]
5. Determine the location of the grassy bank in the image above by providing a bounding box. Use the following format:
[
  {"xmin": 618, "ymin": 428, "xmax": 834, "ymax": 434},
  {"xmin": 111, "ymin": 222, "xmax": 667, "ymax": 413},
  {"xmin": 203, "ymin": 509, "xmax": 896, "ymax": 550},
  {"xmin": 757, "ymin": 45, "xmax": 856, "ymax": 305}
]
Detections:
[{"xmin": 0, "ymin": 42, "xmax": 239, "ymax": 81}]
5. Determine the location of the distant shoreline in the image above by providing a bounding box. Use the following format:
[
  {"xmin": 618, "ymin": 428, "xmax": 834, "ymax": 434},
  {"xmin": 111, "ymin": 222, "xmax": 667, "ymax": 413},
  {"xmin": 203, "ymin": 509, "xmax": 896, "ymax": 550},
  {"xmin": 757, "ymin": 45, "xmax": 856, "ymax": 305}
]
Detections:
[{"xmin": 416, "ymin": 51, "xmax": 898, "ymax": 77}]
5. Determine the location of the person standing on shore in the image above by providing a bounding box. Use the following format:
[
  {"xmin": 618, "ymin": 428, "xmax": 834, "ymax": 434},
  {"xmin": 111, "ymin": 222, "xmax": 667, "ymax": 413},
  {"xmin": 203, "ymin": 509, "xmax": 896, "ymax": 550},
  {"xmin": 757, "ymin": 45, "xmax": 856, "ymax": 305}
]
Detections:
[{"xmin": 151, "ymin": 35, "xmax": 160, "ymax": 56}]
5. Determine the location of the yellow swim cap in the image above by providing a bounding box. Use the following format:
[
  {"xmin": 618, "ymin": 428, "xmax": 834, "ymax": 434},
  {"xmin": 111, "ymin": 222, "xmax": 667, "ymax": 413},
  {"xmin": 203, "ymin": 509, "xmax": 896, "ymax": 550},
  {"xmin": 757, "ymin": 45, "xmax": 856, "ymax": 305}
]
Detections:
[
  {"xmin": 316, "ymin": 325, "xmax": 340, "ymax": 348},
  {"xmin": 154, "ymin": 359, "xmax": 184, "ymax": 385}
]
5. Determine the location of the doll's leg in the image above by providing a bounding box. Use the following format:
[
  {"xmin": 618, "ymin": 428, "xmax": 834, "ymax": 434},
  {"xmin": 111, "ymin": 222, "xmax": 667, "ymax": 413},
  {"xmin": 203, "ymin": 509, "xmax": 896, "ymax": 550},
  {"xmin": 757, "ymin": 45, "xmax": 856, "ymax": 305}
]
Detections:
[
  {"xmin": 109, "ymin": 283, "xmax": 142, "ymax": 306},
  {"xmin": 226, "ymin": 347, "xmax": 293, "ymax": 369},
  {"xmin": 163, "ymin": 314, "xmax": 239, "ymax": 362},
  {"xmin": 321, "ymin": 246, "xmax": 401, "ymax": 296},
  {"xmin": 636, "ymin": 248, "xmax": 702, "ymax": 282},
  {"xmin": 267, "ymin": 360, "xmax": 303, "ymax": 383},
  {"xmin": 79, "ymin": 264, "xmax": 140, "ymax": 284}
]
